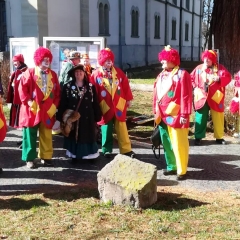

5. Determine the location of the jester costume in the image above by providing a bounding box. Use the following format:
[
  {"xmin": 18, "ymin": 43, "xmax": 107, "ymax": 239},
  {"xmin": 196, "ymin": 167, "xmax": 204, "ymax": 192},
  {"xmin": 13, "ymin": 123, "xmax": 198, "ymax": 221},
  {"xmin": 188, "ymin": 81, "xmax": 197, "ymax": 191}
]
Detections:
[
  {"xmin": 81, "ymin": 53, "xmax": 95, "ymax": 79},
  {"xmin": 0, "ymin": 80, "xmax": 7, "ymax": 143},
  {"xmin": 153, "ymin": 46, "xmax": 192, "ymax": 179},
  {"xmin": 191, "ymin": 50, "xmax": 231, "ymax": 143},
  {"xmin": 6, "ymin": 54, "xmax": 28, "ymax": 128},
  {"xmin": 18, "ymin": 47, "xmax": 61, "ymax": 165},
  {"xmin": 90, "ymin": 48, "xmax": 133, "ymax": 156}
]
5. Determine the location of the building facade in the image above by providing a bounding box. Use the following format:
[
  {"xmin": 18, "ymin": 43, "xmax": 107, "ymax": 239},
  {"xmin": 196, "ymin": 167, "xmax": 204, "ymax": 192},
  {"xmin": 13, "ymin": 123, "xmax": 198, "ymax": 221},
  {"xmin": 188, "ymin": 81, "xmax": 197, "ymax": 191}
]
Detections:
[
  {"xmin": 0, "ymin": 0, "xmax": 7, "ymax": 52},
  {"xmin": 5, "ymin": 0, "xmax": 203, "ymax": 69}
]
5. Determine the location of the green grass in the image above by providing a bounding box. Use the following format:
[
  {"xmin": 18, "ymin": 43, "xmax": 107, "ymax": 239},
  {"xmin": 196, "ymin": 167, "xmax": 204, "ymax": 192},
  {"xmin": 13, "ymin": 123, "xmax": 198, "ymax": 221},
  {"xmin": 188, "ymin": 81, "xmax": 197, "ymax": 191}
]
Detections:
[
  {"xmin": 129, "ymin": 79, "xmax": 155, "ymax": 85},
  {"xmin": 0, "ymin": 189, "xmax": 240, "ymax": 239},
  {"xmin": 3, "ymin": 105, "xmax": 10, "ymax": 120}
]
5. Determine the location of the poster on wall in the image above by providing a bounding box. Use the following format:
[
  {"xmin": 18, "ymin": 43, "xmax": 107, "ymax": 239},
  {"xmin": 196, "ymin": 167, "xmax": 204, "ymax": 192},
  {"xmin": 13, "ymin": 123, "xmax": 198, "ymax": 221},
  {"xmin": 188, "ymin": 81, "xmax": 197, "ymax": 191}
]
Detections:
[
  {"xmin": 43, "ymin": 37, "xmax": 106, "ymax": 77},
  {"xmin": 9, "ymin": 37, "xmax": 39, "ymax": 73},
  {"xmin": 49, "ymin": 41, "xmax": 60, "ymax": 75}
]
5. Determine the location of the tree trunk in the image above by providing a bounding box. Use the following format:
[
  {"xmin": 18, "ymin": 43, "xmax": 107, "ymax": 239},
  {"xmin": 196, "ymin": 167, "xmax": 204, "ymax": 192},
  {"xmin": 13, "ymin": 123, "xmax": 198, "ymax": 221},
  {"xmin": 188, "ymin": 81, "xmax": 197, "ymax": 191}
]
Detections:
[{"xmin": 211, "ymin": 0, "xmax": 240, "ymax": 74}]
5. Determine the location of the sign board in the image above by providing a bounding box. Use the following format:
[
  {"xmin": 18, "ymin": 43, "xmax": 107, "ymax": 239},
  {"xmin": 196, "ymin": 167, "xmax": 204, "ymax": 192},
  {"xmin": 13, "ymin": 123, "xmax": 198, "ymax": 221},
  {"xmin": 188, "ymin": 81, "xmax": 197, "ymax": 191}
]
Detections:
[
  {"xmin": 43, "ymin": 37, "xmax": 106, "ymax": 76},
  {"xmin": 9, "ymin": 37, "xmax": 39, "ymax": 73}
]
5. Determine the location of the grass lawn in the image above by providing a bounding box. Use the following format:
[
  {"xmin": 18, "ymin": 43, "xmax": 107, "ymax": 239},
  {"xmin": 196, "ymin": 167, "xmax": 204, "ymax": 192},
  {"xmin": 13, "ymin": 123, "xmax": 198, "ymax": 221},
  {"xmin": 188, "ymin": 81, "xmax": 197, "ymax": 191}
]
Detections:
[
  {"xmin": 2, "ymin": 105, "xmax": 10, "ymax": 120},
  {"xmin": 0, "ymin": 188, "xmax": 240, "ymax": 239},
  {"xmin": 129, "ymin": 79, "xmax": 155, "ymax": 85}
]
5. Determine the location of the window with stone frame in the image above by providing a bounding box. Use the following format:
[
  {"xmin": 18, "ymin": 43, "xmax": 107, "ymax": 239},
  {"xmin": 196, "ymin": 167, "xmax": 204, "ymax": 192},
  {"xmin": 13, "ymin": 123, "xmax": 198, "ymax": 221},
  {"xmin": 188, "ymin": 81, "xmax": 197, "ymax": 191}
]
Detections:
[
  {"xmin": 186, "ymin": 0, "xmax": 190, "ymax": 10},
  {"xmin": 131, "ymin": 7, "xmax": 139, "ymax": 37},
  {"xmin": 98, "ymin": 0, "xmax": 110, "ymax": 36},
  {"xmin": 154, "ymin": 14, "xmax": 160, "ymax": 39},
  {"xmin": 185, "ymin": 22, "xmax": 189, "ymax": 41},
  {"xmin": 171, "ymin": 18, "xmax": 177, "ymax": 40}
]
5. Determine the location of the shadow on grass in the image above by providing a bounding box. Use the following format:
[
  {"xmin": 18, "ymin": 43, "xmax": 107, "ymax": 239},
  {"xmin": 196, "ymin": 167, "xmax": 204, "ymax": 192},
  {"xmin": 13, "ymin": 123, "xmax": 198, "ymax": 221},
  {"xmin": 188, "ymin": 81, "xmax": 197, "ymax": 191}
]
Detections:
[
  {"xmin": 43, "ymin": 186, "xmax": 99, "ymax": 201},
  {"xmin": 0, "ymin": 198, "xmax": 49, "ymax": 210},
  {"xmin": 151, "ymin": 191, "xmax": 208, "ymax": 211}
]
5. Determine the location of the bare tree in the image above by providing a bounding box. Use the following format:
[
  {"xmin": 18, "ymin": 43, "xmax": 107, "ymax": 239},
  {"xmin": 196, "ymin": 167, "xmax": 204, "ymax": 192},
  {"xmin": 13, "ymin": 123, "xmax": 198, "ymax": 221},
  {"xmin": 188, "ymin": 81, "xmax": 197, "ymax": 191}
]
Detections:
[
  {"xmin": 211, "ymin": 0, "xmax": 240, "ymax": 74},
  {"xmin": 202, "ymin": 0, "xmax": 214, "ymax": 51}
]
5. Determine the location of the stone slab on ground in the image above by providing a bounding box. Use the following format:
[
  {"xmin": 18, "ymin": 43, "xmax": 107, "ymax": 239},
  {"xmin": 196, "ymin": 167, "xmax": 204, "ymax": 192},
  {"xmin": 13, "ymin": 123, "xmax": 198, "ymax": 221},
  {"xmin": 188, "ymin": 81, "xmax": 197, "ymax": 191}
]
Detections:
[{"xmin": 97, "ymin": 154, "xmax": 157, "ymax": 208}]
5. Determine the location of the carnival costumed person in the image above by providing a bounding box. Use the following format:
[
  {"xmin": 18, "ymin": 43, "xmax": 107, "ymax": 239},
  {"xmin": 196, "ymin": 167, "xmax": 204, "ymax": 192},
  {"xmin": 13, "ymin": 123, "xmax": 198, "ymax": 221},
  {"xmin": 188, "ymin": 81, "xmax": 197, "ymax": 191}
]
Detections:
[
  {"xmin": 81, "ymin": 53, "xmax": 95, "ymax": 78},
  {"xmin": 0, "ymin": 79, "xmax": 7, "ymax": 173},
  {"xmin": 18, "ymin": 47, "xmax": 61, "ymax": 169},
  {"xmin": 229, "ymin": 71, "xmax": 240, "ymax": 136},
  {"xmin": 59, "ymin": 51, "xmax": 81, "ymax": 89},
  {"xmin": 153, "ymin": 45, "xmax": 192, "ymax": 180},
  {"xmin": 81, "ymin": 53, "xmax": 100, "ymax": 142},
  {"xmin": 6, "ymin": 54, "xmax": 28, "ymax": 148},
  {"xmin": 90, "ymin": 48, "xmax": 135, "ymax": 158},
  {"xmin": 56, "ymin": 64, "xmax": 102, "ymax": 163},
  {"xmin": 191, "ymin": 50, "xmax": 231, "ymax": 145}
]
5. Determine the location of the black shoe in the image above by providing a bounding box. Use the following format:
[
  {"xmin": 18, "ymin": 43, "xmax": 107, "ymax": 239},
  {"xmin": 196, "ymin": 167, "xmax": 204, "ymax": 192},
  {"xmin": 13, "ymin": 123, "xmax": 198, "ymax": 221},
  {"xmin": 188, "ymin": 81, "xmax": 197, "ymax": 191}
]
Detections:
[
  {"xmin": 16, "ymin": 141, "xmax": 22, "ymax": 146},
  {"xmin": 71, "ymin": 158, "xmax": 77, "ymax": 165},
  {"xmin": 163, "ymin": 169, "xmax": 177, "ymax": 176},
  {"xmin": 103, "ymin": 152, "xmax": 112, "ymax": 158},
  {"xmin": 194, "ymin": 139, "xmax": 201, "ymax": 146},
  {"xmin": 123, "ymin": 151, "xmax": 135, "ymax": 158},
  {"xmin": 41, "ymin": 159, "xmax": 54, "ymax": 167},
  {"xmin": 216, "ymin": 139, "xmax": 226, "ymax": 145},
  {"xmin": 0, "ymin": 168, "xmax": 2, "ymax": 173},
  {"xmin": 176, "ymin": 174, "xmax": 187, "ymax": 181},
  {"xmin": 18, "ymin": 143, "xmax": 22, "ymax": 149}
]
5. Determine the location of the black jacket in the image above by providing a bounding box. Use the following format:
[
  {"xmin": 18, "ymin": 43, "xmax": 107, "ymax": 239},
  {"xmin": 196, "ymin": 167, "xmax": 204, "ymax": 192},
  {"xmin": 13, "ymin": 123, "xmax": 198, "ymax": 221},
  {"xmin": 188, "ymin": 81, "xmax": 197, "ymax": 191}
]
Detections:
[{"xmin": 57, "ymin": 80, "xmax": 102, "ymax": 143}]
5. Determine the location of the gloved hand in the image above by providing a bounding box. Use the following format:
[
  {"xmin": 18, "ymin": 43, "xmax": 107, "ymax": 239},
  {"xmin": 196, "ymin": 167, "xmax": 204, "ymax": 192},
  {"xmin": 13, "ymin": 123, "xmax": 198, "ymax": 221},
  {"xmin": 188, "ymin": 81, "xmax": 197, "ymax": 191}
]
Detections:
[
  {"xmin": 180, "ymin": 117, "xmax": 187, "ymax": 125},
  {"xmin": 127, "ymin": 101, "xmax": 132, "ymax": 108}
]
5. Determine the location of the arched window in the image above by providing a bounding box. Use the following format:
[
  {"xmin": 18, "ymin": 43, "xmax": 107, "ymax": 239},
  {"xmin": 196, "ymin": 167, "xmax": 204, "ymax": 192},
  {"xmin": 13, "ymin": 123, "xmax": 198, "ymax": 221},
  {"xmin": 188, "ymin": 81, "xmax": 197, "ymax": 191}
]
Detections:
[
  {"xmin": 131, "ymin": 10, "xmax": 136, "ymax": 36},
  {"xmin": 98, "ymin": 1, "xmax": 110, "ymax": 35},
  {"xmin": 171, "ymin": 19, "xmax": 177, "ymax": 40},
  {"xmin": 131, "ymin": 6, "xmax": 139, "ymax": 37},
  {"xmin": 104, "ymin": 4, "xmax": 109, "ymax": 34},
  {"xmin": 154, "ymin": 14, "xmax": 160, "ymax": 39}
]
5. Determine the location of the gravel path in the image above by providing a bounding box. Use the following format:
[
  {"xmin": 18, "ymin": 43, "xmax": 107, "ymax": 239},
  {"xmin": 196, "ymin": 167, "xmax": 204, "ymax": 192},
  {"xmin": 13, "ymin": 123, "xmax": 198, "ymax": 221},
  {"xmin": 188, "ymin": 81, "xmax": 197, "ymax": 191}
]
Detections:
[{"xmin": 0, "ymin": 128, "xmax": 240, "ymax": 195}]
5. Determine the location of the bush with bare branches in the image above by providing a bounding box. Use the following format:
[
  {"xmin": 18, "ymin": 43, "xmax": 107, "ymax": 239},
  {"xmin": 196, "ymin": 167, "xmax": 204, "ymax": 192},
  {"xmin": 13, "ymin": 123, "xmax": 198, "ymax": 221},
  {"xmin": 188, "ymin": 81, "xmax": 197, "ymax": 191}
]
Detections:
[{"xmin": 0, "ymin": 59, "xmax": 10, "ymax": 100}]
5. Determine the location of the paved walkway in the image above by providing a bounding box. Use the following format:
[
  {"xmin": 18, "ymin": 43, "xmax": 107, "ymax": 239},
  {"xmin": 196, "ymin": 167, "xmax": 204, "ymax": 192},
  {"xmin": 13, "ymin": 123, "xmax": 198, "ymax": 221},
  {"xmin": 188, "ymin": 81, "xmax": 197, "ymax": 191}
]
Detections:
[{"xmin": 0, "ymin": 128, "xmax": 240, "ymax": 195}]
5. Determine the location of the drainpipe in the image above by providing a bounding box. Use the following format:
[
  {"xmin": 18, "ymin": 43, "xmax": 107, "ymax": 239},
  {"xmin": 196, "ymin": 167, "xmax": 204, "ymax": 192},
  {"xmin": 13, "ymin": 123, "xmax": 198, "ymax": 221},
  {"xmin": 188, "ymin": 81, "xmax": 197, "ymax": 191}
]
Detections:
[
  {"xmin": 145, "ymin": 0, "xmax": 148, "ymax": 66},
  {"xmin": 199, "ymin": 0, "xmax": 203, "ymax": 59},
  {"xmin": 164, "ymin": 1, "xmax": 168, "ymax": 45},
  {"xmin": 191, "ymin": 0, "xmax": 195, "ymax": 61},
  {"xmin": 118, "ymin": 0, "xmax": 123, "ymax": 69},
  {"xmin": 179, "ymin": 0, "xmax": 183, "ymax": 58}
]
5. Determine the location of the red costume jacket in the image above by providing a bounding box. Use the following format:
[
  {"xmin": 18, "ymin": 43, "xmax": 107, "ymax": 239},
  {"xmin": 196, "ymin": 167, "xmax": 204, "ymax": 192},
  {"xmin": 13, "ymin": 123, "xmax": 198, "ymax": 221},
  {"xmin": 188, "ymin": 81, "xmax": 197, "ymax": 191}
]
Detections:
[
  {"xmin": 191, "ymin": 64, "xmax": 231, "ymax": 112},
  {"xmin": 18, "ymin": 67, "xmax": 61, "ymax": 129},
  {"xmin": 0, "ymin": 102, "xmax": 7, "ymax": 142},
  {"xmin": 153, "ymin": 68, "xmax": 192, "ymax": 128},
  {"xmin": 6, "ymin": 65, "xmax": 28, "ymax": 105},
  {"xmin": 90, "ymin": 66, "xmax": 133, "ymax": 125}
]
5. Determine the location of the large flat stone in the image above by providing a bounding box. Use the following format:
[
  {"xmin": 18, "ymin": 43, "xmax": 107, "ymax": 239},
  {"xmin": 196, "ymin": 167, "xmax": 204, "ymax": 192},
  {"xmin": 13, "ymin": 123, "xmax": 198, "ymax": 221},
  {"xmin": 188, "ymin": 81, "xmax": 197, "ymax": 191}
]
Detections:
[{"xmin": 97, "ymin": 154, "xmax": 157, "ymax": 208}]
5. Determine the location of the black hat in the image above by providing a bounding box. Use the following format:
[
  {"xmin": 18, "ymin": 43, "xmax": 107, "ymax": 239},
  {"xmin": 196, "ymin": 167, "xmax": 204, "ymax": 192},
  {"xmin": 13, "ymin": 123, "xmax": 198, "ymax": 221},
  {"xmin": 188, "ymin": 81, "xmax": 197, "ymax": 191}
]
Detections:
[{"xmin": 68, "ymin": 64, "xmax": 85, "ymax": 77}]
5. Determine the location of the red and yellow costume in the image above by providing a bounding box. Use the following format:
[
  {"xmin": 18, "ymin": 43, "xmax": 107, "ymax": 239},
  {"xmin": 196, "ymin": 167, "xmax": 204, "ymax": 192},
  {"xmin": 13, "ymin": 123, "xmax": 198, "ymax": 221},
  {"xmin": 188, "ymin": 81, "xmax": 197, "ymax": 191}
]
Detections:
[
  {"xmin": 6, "ymin": 54, "xmax": 28, "ymax": 127},
  {"xmin": 81, "ymin": 53, "xmax": 95, "ymax": 79},
  {"xmin": 191, "ymin": 50, "xmax": 231, "ymax": 141},
  {"xmin": 90, "ymin": 48, "xmax": 133, "ymax": 155},
  {"xmin": 153, "ymin": 46, "xmax": 192, "ymax": 178},
  {"xmin": 19, "ymin": 47, "xmax": 61, "ymax": 164},
  {"xmin": 0, "ymin": 103, "xmax": 6, "ymax": 143},
  {"xmin": 0, "ymin": 81, "xmax": 7, "ymax": 143}
]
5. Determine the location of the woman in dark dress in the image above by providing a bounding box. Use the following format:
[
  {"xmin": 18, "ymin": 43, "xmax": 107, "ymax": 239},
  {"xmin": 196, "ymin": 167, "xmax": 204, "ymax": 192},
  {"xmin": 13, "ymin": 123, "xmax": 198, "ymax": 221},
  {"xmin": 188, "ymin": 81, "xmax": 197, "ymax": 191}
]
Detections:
[{"xmin": 57, "ymin": 64, "xmax": 102, "ymax": 163}]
